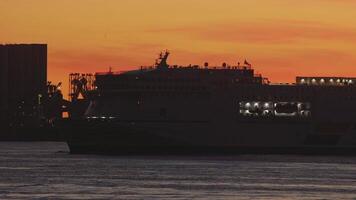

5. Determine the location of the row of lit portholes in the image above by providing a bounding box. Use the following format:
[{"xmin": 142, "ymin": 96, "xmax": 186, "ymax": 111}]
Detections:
[
  {"xmin": 240, "ymin": 102, "xmax": 310, "ymax": 110},
  {"xmin": 239, "ymin": 109, "xmax": 311, "ymax": 117},
  {"xmin": 239, "ymin": 101, "xmax": 311, "ymax": 117},
  {"xmin": 300, "ymin": 78, "xmax": 353, "ymax": 84}
]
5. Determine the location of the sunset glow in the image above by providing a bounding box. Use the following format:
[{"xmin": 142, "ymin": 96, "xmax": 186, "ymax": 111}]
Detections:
[{"xmin": 2, "ymin": 0, "xmax": 356, "ymax": 97}]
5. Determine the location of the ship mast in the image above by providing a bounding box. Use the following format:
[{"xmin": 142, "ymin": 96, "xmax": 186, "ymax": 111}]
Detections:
[{"xmin": 155, "ymin": 50, "xmax": 170, "ymax": 69}]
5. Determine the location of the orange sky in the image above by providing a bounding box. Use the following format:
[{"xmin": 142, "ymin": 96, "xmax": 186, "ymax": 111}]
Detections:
[{"xmin": 2, "ymin": 0, "xmax": 356, "ymax": 97}]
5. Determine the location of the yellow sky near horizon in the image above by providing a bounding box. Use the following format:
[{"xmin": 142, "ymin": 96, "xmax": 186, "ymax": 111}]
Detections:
[{"xmin": 2, "ymin": 0, "xmax": 356, "ymax": 97}]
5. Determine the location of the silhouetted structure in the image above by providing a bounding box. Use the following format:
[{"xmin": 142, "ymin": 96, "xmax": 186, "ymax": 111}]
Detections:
[
  {"xmin": 67, "ymin": 73, "xmax": 96, "ymax": 118},
  {"xmin": 0, "ymin": 44, "xmax": 47, "ymax": 127},
  {"xmin": 69, "ymin": 73, "xmax": 95, "ymax": 102},
  {"xmin": 59, "ymin": 51, "xmax": 356, "ymax": 155}
]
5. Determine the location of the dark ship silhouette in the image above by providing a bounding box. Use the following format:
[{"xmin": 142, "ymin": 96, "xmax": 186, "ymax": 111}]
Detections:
[{"xmin": 61, "ymin": 51, "xmax": 356, "ymax": 155}]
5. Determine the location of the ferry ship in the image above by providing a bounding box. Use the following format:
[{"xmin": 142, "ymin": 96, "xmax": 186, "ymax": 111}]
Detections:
[{"xmin": 61, "ymin": 51, "xmax": 356, "ymax": 155}]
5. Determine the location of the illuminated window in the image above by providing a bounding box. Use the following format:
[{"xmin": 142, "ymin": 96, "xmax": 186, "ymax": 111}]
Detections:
[
  {"xmin": 263, "ymin": 110, "xmax": 270, "ymax": 115},
  {"xmin": 264, "ymin": 103, "xmax": 269, "ymax": 108},
  {"xmin": 297, "ymin": 103, "xmax": 302, "ymax": 109}
]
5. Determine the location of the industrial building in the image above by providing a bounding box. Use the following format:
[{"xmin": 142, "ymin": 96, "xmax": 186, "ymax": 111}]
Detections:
[{"xmin": 0, "ymin": 44, "xmax": 47, "ymax": 126}]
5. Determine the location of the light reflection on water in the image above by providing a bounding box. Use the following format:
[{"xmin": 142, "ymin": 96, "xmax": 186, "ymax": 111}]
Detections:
[{"xmin": 1, "ymin": 142, "xmax": 356, "ymax": 199}]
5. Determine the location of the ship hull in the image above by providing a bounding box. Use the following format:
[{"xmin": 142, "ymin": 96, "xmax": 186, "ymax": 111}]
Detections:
[
  {"xmin": 61, "ymin": 119, "xmax": 356, "ymax": 155},
  {"xmin": 68, "ymin": 145, "xmax": 356, "ymax": 156}
]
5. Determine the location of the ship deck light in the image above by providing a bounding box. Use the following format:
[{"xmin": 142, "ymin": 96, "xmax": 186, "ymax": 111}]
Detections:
[
  {"xmin": 263, "ymin": 110, "xmax": 270, "ymax": 115},
  {"xmin": 244, "ymin": 110, "xmax": 251, "ymax": 115},
  {"xmin": 297, "ymin": 103, "xmax": 302, "ymax": 109}
]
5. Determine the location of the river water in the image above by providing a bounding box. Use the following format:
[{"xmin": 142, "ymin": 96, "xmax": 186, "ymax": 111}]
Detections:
[{"xmin": 1, "ymin": 142, "xmax": 356, "ymax": 199}]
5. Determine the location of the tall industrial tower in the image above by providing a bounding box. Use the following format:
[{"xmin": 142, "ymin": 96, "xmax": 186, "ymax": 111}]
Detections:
[{"xmin": 0, "ymin": 44, "xmax": 47, "ymax": 126}]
